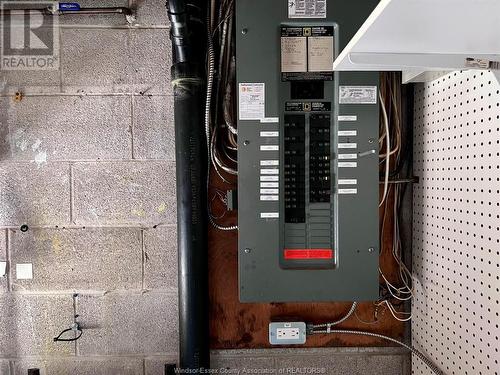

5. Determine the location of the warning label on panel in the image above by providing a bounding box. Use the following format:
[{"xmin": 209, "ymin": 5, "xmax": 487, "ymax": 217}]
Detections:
[
  {"xmin": 239, "ymin": 83, "xmax": 265, "ymax": 120},
  {"xmin": 288, "ymin": 0, "xmax": 326, "ymax": 19},
  {"xmin": 339, "ymin": 86, "xmax": 378, "ymax": 104}
]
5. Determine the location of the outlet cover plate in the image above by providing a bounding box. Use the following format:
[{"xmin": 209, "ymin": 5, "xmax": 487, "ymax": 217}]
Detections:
[{"xmin": 269, "ymin": 322, "xmax": 306, "ymax": 345}]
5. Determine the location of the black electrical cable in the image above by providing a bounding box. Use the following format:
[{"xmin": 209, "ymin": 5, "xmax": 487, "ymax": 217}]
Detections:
[
  {"xmin": 378, "ymin": 177, "xmax": 419, "ymax": 185},
  {"xmin": 53, "ymin": 324, "xmax": 83, "ymax": 342}
]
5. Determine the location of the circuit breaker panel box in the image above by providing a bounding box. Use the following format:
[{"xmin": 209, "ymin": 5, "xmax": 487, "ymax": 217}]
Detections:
[{"xmin": 237, "ymin": 0, "xmax": 380, "ymax": 302}]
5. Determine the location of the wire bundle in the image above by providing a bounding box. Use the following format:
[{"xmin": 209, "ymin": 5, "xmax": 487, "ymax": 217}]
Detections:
[
  {"xmin": 208, "ymin": 0, "xmax": 237, "ymax": 181},
  {"xmin": 378, "ymin": 73, "xmax": 413, "ymax": 322},
  {"xmin": 206, "ymin": 0, "xmax": 238, "ymax": 230}
]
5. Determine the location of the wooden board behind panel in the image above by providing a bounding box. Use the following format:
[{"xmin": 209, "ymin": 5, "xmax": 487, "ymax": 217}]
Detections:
[{"xmin": 208, "ymin": 171, "xmax": 406, "ymax": 349}]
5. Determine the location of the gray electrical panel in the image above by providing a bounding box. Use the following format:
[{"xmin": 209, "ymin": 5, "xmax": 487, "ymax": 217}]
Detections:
[{"xmin": 237, "ymin": 0, "xmax": 380, "ymax": 302}]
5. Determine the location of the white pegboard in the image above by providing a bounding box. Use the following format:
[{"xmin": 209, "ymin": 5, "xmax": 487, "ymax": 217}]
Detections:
[{"xmin": 412, "ymin": 70, "xmax": 500, "ymax": 375}]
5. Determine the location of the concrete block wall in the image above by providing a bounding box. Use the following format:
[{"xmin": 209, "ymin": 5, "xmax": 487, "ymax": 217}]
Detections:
[
  {"xmin": 0, "ymin": 1, "xmax": 179, "ymax": 373},
  {"xmin": 0, "ymin": 1, "xmax": 410, "ymax": 374}
]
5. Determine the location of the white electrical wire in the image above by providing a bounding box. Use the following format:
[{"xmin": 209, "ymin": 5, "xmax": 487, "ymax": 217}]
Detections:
[
  {"xmin": 379, "ymin": 270, "xmax": 412, "ymax": 301},
  {"xmin": 374, "ymin": 300, "xmax": 412, "ymax": 322},
  {"xmin": 378, "ymin": 179, "xmax": 413, "ymax": 320},
  {"xmin": 392, "ymin": 184, "xmax": 413, "ymax": 294},
  {"xmin": 379, "ymin": 91, "xmax": 390, "ymax": 207}
]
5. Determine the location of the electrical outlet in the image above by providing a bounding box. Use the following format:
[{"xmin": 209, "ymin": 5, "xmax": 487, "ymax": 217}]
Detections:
[
  {"xmin": 269, "ymin": 322, "xmax": 306, "ymax": 345},
  {"xmin": 277, "ymin": 327, "xmax": 300, "ymax": 340}
]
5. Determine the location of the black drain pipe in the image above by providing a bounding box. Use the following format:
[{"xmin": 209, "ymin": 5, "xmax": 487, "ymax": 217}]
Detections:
[{"xmin": 167, "ymin": 0, "xmax": 210, "ymax": 371}]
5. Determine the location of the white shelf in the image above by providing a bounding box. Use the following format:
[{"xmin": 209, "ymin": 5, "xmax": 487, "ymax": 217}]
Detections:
[{"xmin": 333, "ymin": 0, "xmax": 500, "ymax": 72}]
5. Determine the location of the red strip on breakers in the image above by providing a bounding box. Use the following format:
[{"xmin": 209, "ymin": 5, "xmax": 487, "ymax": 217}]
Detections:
[{"xmin": 284, "ymin": 249, "xmax": 333, "ymax": 260}]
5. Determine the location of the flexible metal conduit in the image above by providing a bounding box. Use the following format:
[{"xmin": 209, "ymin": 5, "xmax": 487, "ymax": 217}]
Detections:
[
  {"xmin": 310, "ymin": 329, "xmax": 443, "ymax": 375},
  {"xmin": 167, "ymin": 0, "xmax": 210, "ymax": 372}
]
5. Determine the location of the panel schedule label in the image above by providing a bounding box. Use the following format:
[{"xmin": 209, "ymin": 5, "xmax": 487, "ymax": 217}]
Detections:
[
  {"xmin": 281, "ymin": 26, "xmax": 334, "ymax": 81},
  {"xmin": 288, "ymin": 0, "xmax": 327, "ymax": 19}
]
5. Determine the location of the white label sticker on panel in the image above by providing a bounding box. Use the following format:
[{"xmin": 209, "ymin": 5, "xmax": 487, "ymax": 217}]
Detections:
[
  {"xmin": 338, "ymin": 143, "xmax": 357, "ymax": 149},
  {"xmin": 338, "ymin": 162, "xmax": 358, "ymax": 168},
  {"xmin": 339, "ymin": 86, "xmax": 377, "ymax": 104},
  {"xmin": 16, "ymin": 263, "xmax": 33, "ymax": 280},
  {"xmin": 260, "ymin": 175, "xmax": 279, "ymax": 181},
  {"xmin": 338, "ymin": 130, "xmax": 357, "ymax": 136},
  {"xmin": 288, "ymin": 0, "xmax": 326, "ymax": 18},
  {"xmin": 261, "ymin": 182, "xmax": 279, "ymax": 188},
  {"xmin": 261, "ymin": 212, "xmax": 279, "ymax": 219},
  {"xmin": 260, "ymin": 131, "xmax": 279, "ymax": 137},
  {"xmin": 260, "ymin": 117, "xmax": 279, "ymax": 123},
  {"xmin": 239, "ymin": 83, "xmax": 265, "ymax": 120},
  {"xmin": 0, "ymin": 261, "xmax": 6, "ymax": 276},
  {"xmin": 281, "ymin": 37, "xmax": 307, "ymax": 72},
  {"xmin": 260, "ymin": 189, "xmax": 279, "ymax": 195},
  {"xmin": 338, "ymin": 153, "xmax": 357, "ymax": 160},
  {"xmin": 308, "ymin": 36, "xmax": 334, "ymax": 72},
  {"xmin": 260, "ymin": 160, "xmax": 279, "ymax": 166},
  {"xmin": 338, "ymin": 115, "xmax": 357, "ymax": 122},
  {"xmin": 338, "ymin": 179, "xmax": 358, "ymax": 185},
  {"xmin": 260, "ymin": 145, "xmax": 279, "ymax": 151},
  {"xmin": 261, "ymin": 195, "xmax": 279, "ymax": 201},
  {"xmin": 338, "ymin": 188, "xmax": 358, "ymax": 194},
  {"xmin": 261, "ymin": 169, "xmax": 279, "ymax": 175}
]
